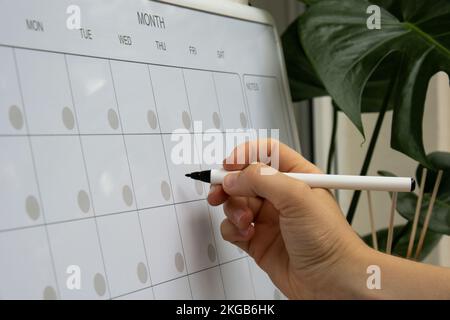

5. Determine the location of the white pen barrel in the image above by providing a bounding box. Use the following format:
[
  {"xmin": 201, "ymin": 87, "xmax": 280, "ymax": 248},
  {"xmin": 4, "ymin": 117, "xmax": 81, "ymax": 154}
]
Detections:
[
  {"xmin": 284, "ymin": 173, "xmax": 413, "ymax": 192},
  {"xmin": 210, "ymin": 169, "xmax": 239, "ymax": 184},
  {"xmin": 210, "ymin": 169, "xmax": 413, "ymax": 192}
]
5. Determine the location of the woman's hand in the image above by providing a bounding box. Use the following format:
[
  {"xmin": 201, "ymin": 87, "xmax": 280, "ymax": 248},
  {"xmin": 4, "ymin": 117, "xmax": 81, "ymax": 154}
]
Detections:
[
  {"xmin": 207, "ymin": 139, "xmax": 368, "ymax": 299},
  {"xmin": 208, "ymin": 139, "xmax": 450, "ymax": 299}
]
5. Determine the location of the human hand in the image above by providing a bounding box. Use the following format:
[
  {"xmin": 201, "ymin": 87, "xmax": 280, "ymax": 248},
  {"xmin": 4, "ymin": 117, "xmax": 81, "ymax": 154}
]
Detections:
[{"xmin": 207, "ymin": 139, "xmax": 369, "ymax": 299}]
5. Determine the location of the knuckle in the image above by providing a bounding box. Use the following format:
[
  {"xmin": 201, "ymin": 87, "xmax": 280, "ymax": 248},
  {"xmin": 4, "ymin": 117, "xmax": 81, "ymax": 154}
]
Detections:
[
  {"xmin": 277, "ymin": 179, "xmax": 310, "ymax": 210},
  {"xmin": 289, "ymin": 180, "xmax": 309, "ymax": 200},
  {"xmin": 223, "ymin": 201, "xmax": 231, "ymax": 214},
  {"xmin": 233, "ymin": 141, "xmax": 250, "ymax": 163},
  {"xmin": 244, "ymin": 163, "xmax": 265, "ymax": 182},
  {"xmin": 293, "ymin": 179, "xmax": 310, "ymax": 194},
  {"xmin": 266, "ymin": 138, "xmax": 280, "ymax": 151},
  {"xmin": 223, "ymin": 198, "xmax": 242, "ymax": 217}
]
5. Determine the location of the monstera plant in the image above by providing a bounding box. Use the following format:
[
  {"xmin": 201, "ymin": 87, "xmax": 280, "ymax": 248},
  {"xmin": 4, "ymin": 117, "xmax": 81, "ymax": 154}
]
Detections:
[{"xmin": 282, "ymin": 0, "xmax": 450, "ymax": 260}]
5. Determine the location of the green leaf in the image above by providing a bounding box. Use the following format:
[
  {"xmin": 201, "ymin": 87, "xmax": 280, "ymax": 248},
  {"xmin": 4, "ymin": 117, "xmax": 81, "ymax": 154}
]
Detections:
[
  {"xmin": 377, "ymin": 170, "xmax": 396, "ymax": 177},
  {"xmin": 299, "ymin": 0, "xmax": 450, "ymax": 166},
  {"xmin": 282, "ymin": 17, "xmax": 395, "ymax": 113},
  {"xmin": 282, "ymin": 7, "xmax": 396, "ymax": 113},
  {"xmin": 296, "ymin": 0, "xmax": 320, "ymax": 5},
  {"xmin": 281, "ymin": 19, "xmax": 327, "ymax": 101},
  {"xmin": 362, "ymin": 224, "xmax": 442, "ymax": 261},
  {"xmin": 360, "ymin": 68, "xmax": 395, "ymax": 113},
  {"xmin": 369, "ymin": 0, "xmax": 404, "ymax": 20},
  {"xmin": 378, "ymin": 159, "xmax": 450, "ymax": 235},
  {"xmin": 396, "ymin": 192, "xmax": 450, "ymax": 235}
]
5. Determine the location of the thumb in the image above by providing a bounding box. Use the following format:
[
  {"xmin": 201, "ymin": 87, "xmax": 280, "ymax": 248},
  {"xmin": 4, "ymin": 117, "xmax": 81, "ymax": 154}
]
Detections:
[{"xmin": 222, "ymin": 163, "xmax": 314, "ymax": 216}]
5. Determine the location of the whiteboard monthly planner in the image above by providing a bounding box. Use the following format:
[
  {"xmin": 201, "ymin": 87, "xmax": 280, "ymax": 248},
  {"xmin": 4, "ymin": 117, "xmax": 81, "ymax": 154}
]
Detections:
[{"xmin": 0, "ymin": 0, "xmax": 298, "ymax": 299}]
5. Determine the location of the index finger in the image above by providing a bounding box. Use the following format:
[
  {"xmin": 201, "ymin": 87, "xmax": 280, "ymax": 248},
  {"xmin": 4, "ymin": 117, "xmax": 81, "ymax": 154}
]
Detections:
[{"xmin": 223, "ymin": 139, "xmax": 322, "ymax": 174}]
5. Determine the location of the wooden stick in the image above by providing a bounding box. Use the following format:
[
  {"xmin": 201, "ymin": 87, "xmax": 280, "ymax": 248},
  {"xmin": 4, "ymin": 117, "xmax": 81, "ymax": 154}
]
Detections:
[
  {"xmin": 366, "ymin": 191, "xmax": 378, "ymax": 250},
  {"xmin": 406, "ymin": 168, "xmax": 428, "ymax": 259},
  {"xmin": 414, "ymin": 170, "xmax": 444, "ymax": 260},
  {"xmin": 386, "ymin": 192, "xmax": 398, "ymax": 255}
]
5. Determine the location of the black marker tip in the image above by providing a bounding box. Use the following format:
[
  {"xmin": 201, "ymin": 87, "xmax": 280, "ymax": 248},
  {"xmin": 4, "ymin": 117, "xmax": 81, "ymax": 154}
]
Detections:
[
  {"xmin": 411, "ymin": 178, "xmax": 416, "ymax": 192},
  {"xmin": 184, "ymin": 170, "xmax": 211, "ymax": 183}
]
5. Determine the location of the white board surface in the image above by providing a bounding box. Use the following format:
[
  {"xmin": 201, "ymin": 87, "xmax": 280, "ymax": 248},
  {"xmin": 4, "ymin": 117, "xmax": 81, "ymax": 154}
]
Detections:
[{"xmin": 0, "ymin": 0, "xmax": 295, "ymax": 299}]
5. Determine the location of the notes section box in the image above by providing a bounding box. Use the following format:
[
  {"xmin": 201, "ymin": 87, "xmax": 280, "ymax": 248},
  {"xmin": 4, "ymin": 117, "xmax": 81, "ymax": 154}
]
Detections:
[{"xmin": 243, "ymin": 75, "xmax": 290, "ymax": 145}]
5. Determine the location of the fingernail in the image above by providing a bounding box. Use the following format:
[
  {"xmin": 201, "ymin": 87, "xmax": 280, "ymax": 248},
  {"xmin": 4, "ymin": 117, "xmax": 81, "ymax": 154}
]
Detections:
[
  {"xmin": 234, "ymin": 209, "xmax": 246, "ymax": 225},
  {"xmin": 239, "ymin": 226, "xmax": 251, "ymax": 237},
  {"xmin": 208, "ymin": 184, "xmax": 219, "ymax": 196},
  {"xmin": 223, "ymin": 173, "xmax": 238, "ymax": 189},
  {"xmin": 224, "ymin": 152, "xmax": 234, "ymax": 165}
]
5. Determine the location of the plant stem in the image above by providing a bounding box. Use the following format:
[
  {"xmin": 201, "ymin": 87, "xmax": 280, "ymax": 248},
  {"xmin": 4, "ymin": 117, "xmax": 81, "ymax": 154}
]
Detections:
[
  {"xmin": 326, "ymin": 105, "xmax": 338, "ymax": 174},
  {"xmin": 346, "ymin": 109, "xmax": 387, "ymax": 224},
  {"xmin": 346, "ymin": 80, "xmax": 395, "ymax": 224}
]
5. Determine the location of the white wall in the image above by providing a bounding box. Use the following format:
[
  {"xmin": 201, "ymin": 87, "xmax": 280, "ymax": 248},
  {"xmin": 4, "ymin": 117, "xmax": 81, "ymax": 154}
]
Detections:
[
  {"xmin": 434, "ymin": 73, "xmax": 450, "ymax": 267},
  {"xmin": 249, "ymin": 0, "xmax": 302, "ymax": 32}
]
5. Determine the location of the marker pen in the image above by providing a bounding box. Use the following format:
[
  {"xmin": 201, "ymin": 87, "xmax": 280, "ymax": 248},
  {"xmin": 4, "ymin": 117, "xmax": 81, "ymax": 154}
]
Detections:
[{"xmin": 185, "ymin": 169, "xmax": 415, "ymax": 192}]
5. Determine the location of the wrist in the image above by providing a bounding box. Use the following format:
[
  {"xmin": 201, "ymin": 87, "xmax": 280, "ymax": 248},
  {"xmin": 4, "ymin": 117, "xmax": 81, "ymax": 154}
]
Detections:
[{"xmin": 311, "ymin": 241, "xmax": 380, "ymax": 299}]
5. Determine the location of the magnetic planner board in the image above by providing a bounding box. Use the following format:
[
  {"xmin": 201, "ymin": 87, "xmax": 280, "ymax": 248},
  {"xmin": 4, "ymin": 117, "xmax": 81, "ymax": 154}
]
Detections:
[{"xmin": 0, "ymin": 0, "xmax": 299, "ymax": 299}]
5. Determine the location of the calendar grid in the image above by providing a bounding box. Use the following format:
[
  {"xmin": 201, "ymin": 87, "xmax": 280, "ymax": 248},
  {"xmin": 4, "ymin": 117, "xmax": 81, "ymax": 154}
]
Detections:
[
  {"xmin": 11, "ymin": 47, "xmax": 61, "ymax": 299},
  {"xmin": 111, "ymin": 254, "xmax": 250, "ymax": 300},
  {"xmin": 211, "ymin": 72, "xmax": 226, "ymax": 132},
  {"xmin": 0, "ymin": 198, "xmax": 216, "ymax": 234},
  {"xmin": 0, "ymin": 44, "xmax": 270, "ymax": 80},
  {"xmin": 0, "ymin": 43, "xmax": 284, "ymax": 300},
  {"xmin": 63, "ymin": 53, "xmax": 113, "ymax": 299},
  {"xmin": 239, "ymin": 74, "xmax": 255, "ymax": 140},
  {"xmin": 158, "ymin": 135, "xmax": 194, "ymax": 299},
  {"xmin": 108, "ymin": 58, "xmax": 157, "ymax": 299},
  {"xmin": 205, "ymin": 210, "xmax": 229, "ymax": 300},
  {"xmin": 188, "ymin": 70, "xmax": 229, "ymax": 300},
  {"xmin": 153, "ymin": 67, "xmax": 194, "ymax": 299},
  {"xmin": 0, "ymin": 130, "xmax": 260, "ymax": 137}
]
